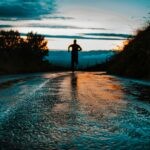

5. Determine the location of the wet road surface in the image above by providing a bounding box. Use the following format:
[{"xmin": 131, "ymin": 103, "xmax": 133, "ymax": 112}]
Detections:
[{"xmin": 0, "ymin": 72, "xmax": 150, "ymax": 150}]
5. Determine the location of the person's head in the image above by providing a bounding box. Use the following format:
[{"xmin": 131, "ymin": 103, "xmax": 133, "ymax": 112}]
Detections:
[{"xmin": 73, "ymin": 39, "xmax": 77, "ymax": 44}]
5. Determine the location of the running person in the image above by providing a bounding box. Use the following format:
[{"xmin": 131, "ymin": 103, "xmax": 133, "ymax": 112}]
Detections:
[{"xmin": 68, "ymin": 39, "xmax": 82, "ymax": 72}]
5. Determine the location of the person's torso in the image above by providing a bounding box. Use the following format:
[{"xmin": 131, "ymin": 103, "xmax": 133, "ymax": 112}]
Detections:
[{"xmin": 71, "ymin": 44, "xmax": 80, "ymax": 51}]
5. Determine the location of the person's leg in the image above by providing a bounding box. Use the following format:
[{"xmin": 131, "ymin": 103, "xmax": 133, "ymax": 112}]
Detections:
[
  {"xmin": 74, "ymin": 56, "xmax": 78, "ymax": 71},
  {"xmin": 71, "ymin": 59, "xmax": 75, "ymax": 72},
  {"xmin": 76, "ymin": 55, "xmax": 78, "ymax": 65}
]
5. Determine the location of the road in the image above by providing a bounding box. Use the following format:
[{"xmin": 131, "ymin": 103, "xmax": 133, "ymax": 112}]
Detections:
[{"xmin": 0, "ymin": 72, "xmax": 150, "ymax": 150}]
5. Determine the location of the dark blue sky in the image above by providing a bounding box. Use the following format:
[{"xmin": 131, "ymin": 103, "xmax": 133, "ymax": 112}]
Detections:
[{"xmin": 0, "ymin": 0, "xmax": 56, "ymax": 19}]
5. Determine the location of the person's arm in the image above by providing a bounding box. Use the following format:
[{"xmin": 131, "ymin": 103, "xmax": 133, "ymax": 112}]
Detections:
[
  {"xmin": 68, "ymin": 45, "xmax": 72, "ymax": 52},
  {"xmin": 78, "ymin": 45, "xmax": 82, "ymax": 51}
]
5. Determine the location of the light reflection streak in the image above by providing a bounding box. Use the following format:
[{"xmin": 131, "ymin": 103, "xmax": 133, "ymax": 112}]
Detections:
[{"xmin": 55, "ymin": 72, "xmax": 127, "ymax": 123}]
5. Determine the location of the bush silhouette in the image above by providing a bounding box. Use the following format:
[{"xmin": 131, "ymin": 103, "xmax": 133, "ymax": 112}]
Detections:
[
  {"xmin": 108, "ymin": 24, "xmax": 150, "ymax": 79},
  {"xmin": 0, "ymin": 30, "xmax": 49, "ymax": 74}
]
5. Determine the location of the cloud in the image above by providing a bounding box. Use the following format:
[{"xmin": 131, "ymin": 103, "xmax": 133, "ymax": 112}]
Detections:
[
  {"xmin": 44, "ymin": 16, "xmax": 74, "ymax": 20},
  {"xmin": 0, "ymin": 0, "xmax": 56, "ymax": 20},
  {"xmin": 43, "ymin": 35, "xmax": 125, "ymax": 40},
  {"xmin": 20, "ymin": 24, "xmax": 107, "ymax": 30},
  {"xmin": 84, "ymin": 33, "xmax": 134, "ymax": 38},
  {"xmin": 0, "ymin": 21, "xmax": 108, "ymax": 30},
  {"xmin": 27, "ymin": 24, "xmax": 84, "ymax": 29},
  {"xmin": 0, "ymin": 24, "xmax": 12, "ymax": 28},
  {"xmin": 21, "ymin": 33, "xmax": 128, "ymax": 40},
  {"xmin": 39, "ymin": 32, "xmax": 133, "ymax": 40}
]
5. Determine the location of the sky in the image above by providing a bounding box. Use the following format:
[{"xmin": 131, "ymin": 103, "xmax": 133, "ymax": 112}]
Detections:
[{"xmin": 0, "ymin": 0, "xmax": 149, "ymax": 50}]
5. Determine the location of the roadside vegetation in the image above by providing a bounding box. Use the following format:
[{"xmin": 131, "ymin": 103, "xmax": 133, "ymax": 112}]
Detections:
[
  {"xmin": 107, "ymin": 24, "xmax": 150, "ymax": 79},
  {"xmin": 0, "ymin": 30, "xmax": 49, "ymax": 74}
]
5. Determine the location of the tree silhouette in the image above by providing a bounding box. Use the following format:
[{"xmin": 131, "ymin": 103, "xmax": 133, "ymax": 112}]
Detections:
[
  {"xmin": 26, "ymin": 32, "xmax": 48, "ymax": 62},
  {"xmin": 0, "ymin": 30, "xmax": 49, "ymax": 74},
  {"xmin": 108, "ymin": 24, "xmax": 150, "ymax": 79}
]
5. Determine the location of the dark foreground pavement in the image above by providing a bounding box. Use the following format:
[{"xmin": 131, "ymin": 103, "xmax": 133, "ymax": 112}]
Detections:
[{"xmin": 0, "ymin": 72, "xmax": 150, "ymax": 150}]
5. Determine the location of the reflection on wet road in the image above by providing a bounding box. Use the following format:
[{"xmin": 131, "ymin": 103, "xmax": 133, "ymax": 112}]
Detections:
[{"xmin": 0, "ymin": 72, "xmax": 150, "ymax": 149}]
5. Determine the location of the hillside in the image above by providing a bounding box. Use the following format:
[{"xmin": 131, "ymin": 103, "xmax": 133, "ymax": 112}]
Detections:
[
  {"xmin": 46, "ymin": 50, "xmax": 115, "ymax": 69},
  {"xmin": 107, "ymin": 24, "xmax": 150, "ymax": 79}
]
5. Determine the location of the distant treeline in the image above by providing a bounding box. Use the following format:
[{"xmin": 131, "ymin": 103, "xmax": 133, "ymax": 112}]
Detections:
[
  {"xmin": 0, "ymin": 30, "xmax": 66, "ymax": 74},
  {"xmin": 107, "ymin": 24, "xmax": 150, "ymax": 79}
]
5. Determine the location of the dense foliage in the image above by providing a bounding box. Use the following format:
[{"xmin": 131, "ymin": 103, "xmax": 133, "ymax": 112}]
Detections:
[
  {"xmin": 108, "ymin": 24, "xmax": 150, "ymax": 79},
  {"xmin": 0, "ymin": 30, "xmax": 50, "ymax": 74}
]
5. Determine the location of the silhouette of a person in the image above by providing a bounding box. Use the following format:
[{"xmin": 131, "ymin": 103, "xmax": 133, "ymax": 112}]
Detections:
[{"xmin": 68, "ymin": 39, "xmax": 82, "ymax": 72}]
